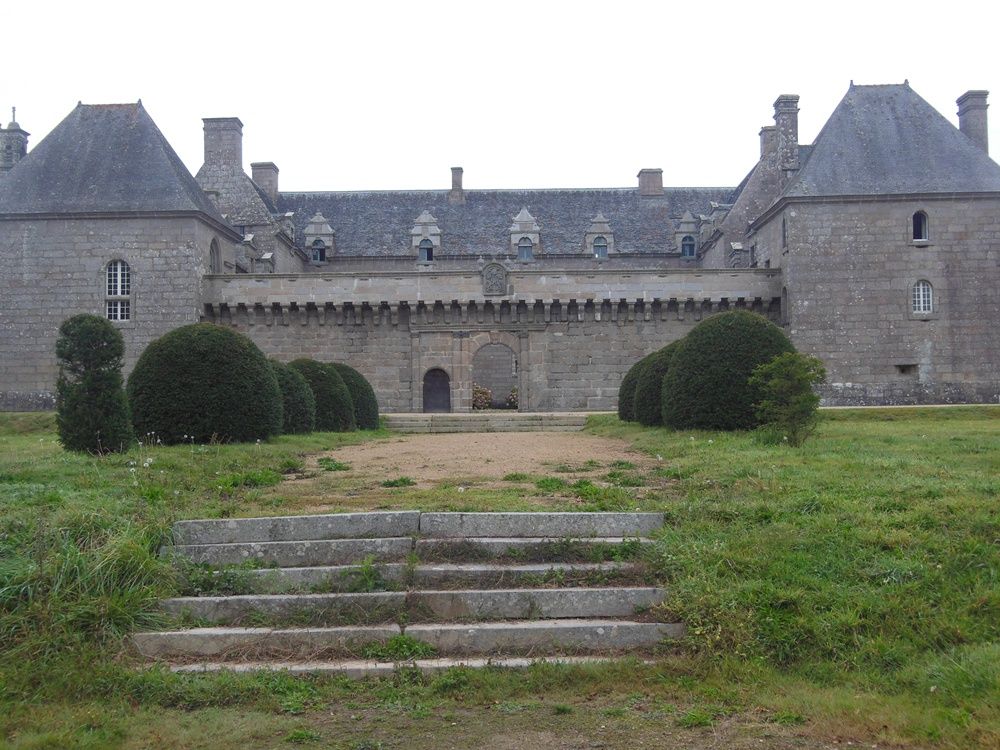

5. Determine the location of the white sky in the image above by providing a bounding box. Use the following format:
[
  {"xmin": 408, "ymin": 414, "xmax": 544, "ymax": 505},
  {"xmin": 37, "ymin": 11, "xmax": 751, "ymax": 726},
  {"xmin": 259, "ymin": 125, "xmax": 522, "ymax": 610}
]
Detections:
[{"xmin": 6, "ymin": 0, "xmax": 1000, "ymax": 191}]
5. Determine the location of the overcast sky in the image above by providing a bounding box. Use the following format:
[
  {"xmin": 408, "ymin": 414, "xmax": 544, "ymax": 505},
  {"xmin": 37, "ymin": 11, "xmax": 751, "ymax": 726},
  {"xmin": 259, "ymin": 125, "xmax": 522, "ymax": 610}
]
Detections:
[{"xmin": 6, "ymin": 0, "xmax": 1000, "ymax": 191}]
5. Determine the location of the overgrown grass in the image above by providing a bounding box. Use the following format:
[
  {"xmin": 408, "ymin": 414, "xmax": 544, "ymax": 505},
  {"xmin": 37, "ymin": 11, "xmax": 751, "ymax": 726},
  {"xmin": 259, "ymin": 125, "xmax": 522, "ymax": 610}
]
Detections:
[{"xmin": 1, "ymin": 408, "xmax": 998, "ymax": 747}]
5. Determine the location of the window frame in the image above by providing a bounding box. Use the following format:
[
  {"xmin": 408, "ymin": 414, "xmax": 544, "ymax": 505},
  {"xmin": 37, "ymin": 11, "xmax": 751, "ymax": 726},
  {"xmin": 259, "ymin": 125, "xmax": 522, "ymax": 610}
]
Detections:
[
  {"xmin": 680, "ymin": 235, "xmax": 696, "ymax": 258},
  {"xmin": 912, "ymin": 211, "xmax": 930, "ymax": 245},
  {"xmin": 911, "ymin": 279, "xmax": 933, "ymax": 315},
  {"xmin": 418, "ymin": 238, "xmax": 434, "ymax": 263},
  {"xmin": 105, "ymin": 259, "xmax": 132, "ymax": 322},
  {"xmin": 311, "ymin": 239, "xmax": 327, "ymax": 263},
  {"xmin": 592, "ymin": 235, "xmax": 608, "ymax": 259},
  {"xmin": 517, "ymin": 236, "xmax": 534, "ymax": 262}
]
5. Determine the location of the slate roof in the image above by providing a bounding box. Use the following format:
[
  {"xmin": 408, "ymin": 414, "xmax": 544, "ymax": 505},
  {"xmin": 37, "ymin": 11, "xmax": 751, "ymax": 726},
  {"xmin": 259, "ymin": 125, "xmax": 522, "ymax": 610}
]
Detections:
[
  {"xmin": 0, "ymin": 103, "xmax": 227, "ymax": 221},
  {"xmin": 784, "ymin": 83, "xmax": 1000, "ymax": 197},
  {"xmin": 276, "ymin": 187, "xmax": 736, "ymax": 256}
]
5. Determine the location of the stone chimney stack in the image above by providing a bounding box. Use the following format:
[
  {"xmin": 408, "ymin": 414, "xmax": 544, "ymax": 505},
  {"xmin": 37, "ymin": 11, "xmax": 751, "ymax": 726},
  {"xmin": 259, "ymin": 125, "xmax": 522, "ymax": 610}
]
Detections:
[
  {"xmin": 448, "ymin": 166, "xmax": 465, "ymax": 204},
  {"xmin": 203, "ymin": 117, "xmax": 244, "ymax": 168},
  {"xmin": 0, "ymin": 108, "xmax": 30, "ymax": 177},
  {"xmin": 251, "ymin": 162, "xmax": 280, "ymax": 202},
  {"xmin": 759, "ymin": 125, "xmax": 777, "ymax": 158},
  {"xmin": 773, "ymin": 95, "xmax": 800, "ymax": 174},
  {"xmin": 637, "ymin": 168, "xmax": 663, "ymax": 196},
  {"xmin": 957, "ymin": 90, "xmax": 989, "ymax": 154}
]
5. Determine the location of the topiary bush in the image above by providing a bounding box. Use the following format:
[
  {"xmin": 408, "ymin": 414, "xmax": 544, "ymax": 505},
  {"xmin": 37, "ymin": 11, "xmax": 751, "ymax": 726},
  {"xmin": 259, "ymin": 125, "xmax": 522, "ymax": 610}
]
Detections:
[
  {"xmin": 269, "ymin": 359, "xmax": 316, "ymax": 434},
  {"xmin": 288, "ymin": 359, "xmax": 355, "ymax": 432},
  {"xmin": 332, "ymin": 362, "xmax": 379, "ymax": 430},
  {"xmin": 55, "ymin": 314, "xmax": 132, "ymax": 453},
  {"xmin": 127, "ymin": 323, "xmax": 282, "ymax": 444},
  {"xmin": 617, "ymin": 352, "xmax": 656, "ymax": 422},
  {"xmin": 634, "ymin": 340, "xmax": 685, "ymax": 427},
  {"xmin": 662, "ymin": 310, "xmax": 795, "ymax": 431},
  {"xmin": 749, "ymin": 351, "xmax": 827, "ymax": 446}
]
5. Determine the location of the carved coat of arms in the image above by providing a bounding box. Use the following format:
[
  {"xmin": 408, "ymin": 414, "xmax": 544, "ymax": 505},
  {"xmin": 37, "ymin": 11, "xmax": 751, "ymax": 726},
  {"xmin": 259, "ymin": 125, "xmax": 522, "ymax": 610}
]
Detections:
[{"xmin": 482, "ymin": 263, "xmax": 508, "ymax": 296}]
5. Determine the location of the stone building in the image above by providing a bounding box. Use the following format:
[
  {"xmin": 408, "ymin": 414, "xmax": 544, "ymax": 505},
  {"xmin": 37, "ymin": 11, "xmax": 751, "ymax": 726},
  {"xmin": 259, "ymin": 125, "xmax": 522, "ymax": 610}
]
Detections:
[{"xmin": 1, "ymin": 83, "xmax": 998, "ymax": 412}]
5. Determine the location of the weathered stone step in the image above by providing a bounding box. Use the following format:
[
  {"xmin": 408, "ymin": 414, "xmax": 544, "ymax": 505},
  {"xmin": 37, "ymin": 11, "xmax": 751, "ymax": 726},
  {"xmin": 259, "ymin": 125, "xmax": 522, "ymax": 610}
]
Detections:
[
  {"xmin": 415, "ymin": 536, "xmax": 653, "ymax": 563},
  {"xmin": 173, "ymin": 511, "xmax": 420, "ymax": 546},
  {"xmin": 170, "ymin": 537, "xmax": 413, "ymax": 567},
  {"xmin": 239, "ymin": 561, "xmax": 642, "ymax": 593},
  {"xmin": 420, "ymin": 512, "xmax": 664, "ymax": 539},
  {"xmin": 171, "ymin": 655, "xmax": 650, "ymax": 677},
  {"xmin": 383, "ymin": 413, "xmax": 590, "ymax": 434},
  {"xmin": 160, "ymin": 587, "xmax": 666, "ymax": 625},
  {"xmin": 133, "ymin": 619, "xmax": 683, "ymax": 660}
]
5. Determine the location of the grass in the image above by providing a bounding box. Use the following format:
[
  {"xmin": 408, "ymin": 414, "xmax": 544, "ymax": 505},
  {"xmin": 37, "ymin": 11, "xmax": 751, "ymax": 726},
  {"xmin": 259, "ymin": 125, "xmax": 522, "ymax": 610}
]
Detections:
[{"xmin": 0, "ymin": 407, "xmax": 998, "ymax": 748}]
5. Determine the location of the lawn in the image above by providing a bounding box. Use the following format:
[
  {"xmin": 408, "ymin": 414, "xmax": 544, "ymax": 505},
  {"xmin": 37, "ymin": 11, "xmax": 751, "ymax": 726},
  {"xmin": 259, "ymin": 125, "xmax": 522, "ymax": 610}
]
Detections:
[{"xmin": 0, "ymin": 407, "xmax": 997, "ymax": 748}]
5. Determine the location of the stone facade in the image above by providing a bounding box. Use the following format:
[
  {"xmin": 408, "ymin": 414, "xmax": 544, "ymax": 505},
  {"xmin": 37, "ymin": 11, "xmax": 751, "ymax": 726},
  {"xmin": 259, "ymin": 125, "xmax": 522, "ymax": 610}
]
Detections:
[{"xmin": 1, "ymin": 84, "xmax": 998, "ymax": 412}]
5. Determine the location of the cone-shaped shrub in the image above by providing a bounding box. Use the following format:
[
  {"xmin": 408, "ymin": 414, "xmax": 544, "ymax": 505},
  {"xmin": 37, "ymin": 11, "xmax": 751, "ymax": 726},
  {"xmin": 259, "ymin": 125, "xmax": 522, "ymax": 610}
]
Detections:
[
  {"xmin": 127, "ymin": 323, "xmax": 282, "ymax": 444},
  {"xmin": 289, "ymin": 359, "xmax": 356, "ymax": 432},
  {"xmin": 634, "ymin": 340, "xmax": 684, "ymax": 426},
  {"xmin": 270, "ymin": 360, "xmax": 316, "ymax": 434},
  {"xmin": 55, "ymin": 314, "xmax": 132, "ymax": 453},
  {"xmin": 617, "ymin": 352, "xmax": 655, "ymax": 422},
  {"xmin": 661, "ymin": 310, "xmax": 794, "ymax": 431},
  {"xmin": 332, "ymin": 363, "xmax": 380, "ymax": 430}
]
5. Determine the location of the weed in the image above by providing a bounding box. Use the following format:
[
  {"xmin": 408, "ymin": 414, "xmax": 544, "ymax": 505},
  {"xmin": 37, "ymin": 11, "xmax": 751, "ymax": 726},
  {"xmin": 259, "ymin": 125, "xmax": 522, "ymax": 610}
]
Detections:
[
  {"xmin": 381, "ymin": 477, "xmax": 416, "ymax": 488},
  {"xmin": 535, "ymin": 476, "xmax": 567, "ymax": 492},
  {"xmin": 553, "ymin": 703, "xmax": 574, "ymax": 714},
  {"xmin": 503, "ymin": 472, "xmax": 529, "ymax": 482},
  {"xmin": 676, "ymin": 707, "xmax": 715, "ymax": 728},
  {"xmin": 609, "ymin": 460, "xmax": 635, "ymax": 469},
  {"xmin": 318, "ymin": 457, "xmax": 351, "ymax": 472},
  {"xmin": 278, "ymin": 457, "xmax": 306, "ymax": 474},
  {"xmin": 285, "ymin": 728, "xmax": 322, "ymax": 743},
  {"xmin": 360, "ymin": 635, "xmax": 436, "ymax": 661},
  {"xmin": 339, "ymin": 556, "xmax": 390, "ymax": 593}
]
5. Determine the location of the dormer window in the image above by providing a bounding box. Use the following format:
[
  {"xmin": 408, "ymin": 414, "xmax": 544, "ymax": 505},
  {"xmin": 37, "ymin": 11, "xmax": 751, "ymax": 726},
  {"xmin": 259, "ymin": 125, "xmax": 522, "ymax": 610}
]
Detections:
[
  {"xmin": 518, "ymin": 236, "xmax": 534, "ymax": 262},
  {"xmin": 593, "ymin": 236, "xmax": 608, "ymax": 259},
  {"xmin": 311, "ymin": 239, "xmax": 327, "ymax": 262},
  {"xmin": 912, "ymin": 211, "xmax": 929, "ymax": 243},
  {"xmin": 681, "ymin": 235, "xmax": 696, "ymax": 258},
  {"xmin": 419, "ymin": 238, "xmax": 434, "ymax": 262}
]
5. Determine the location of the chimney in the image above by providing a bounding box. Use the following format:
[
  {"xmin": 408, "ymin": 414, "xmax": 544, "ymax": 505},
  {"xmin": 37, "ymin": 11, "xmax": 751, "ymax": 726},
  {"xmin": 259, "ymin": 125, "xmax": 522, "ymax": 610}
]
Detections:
[
  {"xmin": 773, "ymin": 95, "xmax": 800, "ymax": 173},
  {"xmin": 202, "ymin": 117, "xmax": 244, "ymax": 168},
  {"xmin": 251, "ymin": 162, "xmax": 280, "ymax": 202},
  {"xmin": 637, "ymin": 168, "xmax": 663, "ymax": 196},
  {"xmin": 448, "ymin": 166, "xmax": 465, "ymax": 204},
  {"xmin": 957, "ymin": 90, "xmax": 989, "ymax": 154},
  {"xmin": 759, "ymin": 125, "xmax": 777, "ymax": 158}
]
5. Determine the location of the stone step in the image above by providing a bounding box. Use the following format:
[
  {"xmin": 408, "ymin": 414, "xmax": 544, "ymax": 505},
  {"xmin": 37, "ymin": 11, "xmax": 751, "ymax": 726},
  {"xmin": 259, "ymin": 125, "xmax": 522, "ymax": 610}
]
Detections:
[
  {"xmin": 170, "ymin": 537, "xmax": 414, "ymax": 568},
  {"xmin": 415, "ymin": 536, "xmax": 653, "ymax": 563},
  {"xmin": 233, "ymin": 561, "xmax": 642, "ymax": 593},
  {"xmin": 420, "ymin": 512, "xmax": 664, "ymax": 539},
  {"xmin": 133, "ymin": 619, "xmax": 683, "ymax": 660},
  {"xmin": 173, "ymin": 511, "xmax": 421, "ymax": 546},
  {"xmin": 160, "ymin": 587, "xmax": 666, "ymax": 625},
  {"xmin": 382, "ymin": 413, "xmax": 590, "ymax": 434},
  {"xmin": 170, "ymin": 655, "xmax": 650, "ymax": 677}
]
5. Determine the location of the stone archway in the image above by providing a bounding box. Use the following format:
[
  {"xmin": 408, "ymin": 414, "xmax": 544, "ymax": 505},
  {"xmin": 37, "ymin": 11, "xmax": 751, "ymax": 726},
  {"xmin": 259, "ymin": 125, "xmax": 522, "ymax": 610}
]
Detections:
[
  {"xmin": 422, "ymin": 368, "xmax": 451, "ymax": 413},
  {"xmin": 472, "ymin": 343, "xmax": 517, "ymax": 408}
]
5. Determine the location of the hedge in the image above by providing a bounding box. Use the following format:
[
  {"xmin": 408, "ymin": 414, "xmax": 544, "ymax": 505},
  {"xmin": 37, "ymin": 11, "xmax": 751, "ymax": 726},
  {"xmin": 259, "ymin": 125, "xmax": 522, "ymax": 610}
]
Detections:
[
  {"xmin": 127, "ymin": 323, "xmax": 282, "ymax": 444},
  {"xmin": 269, "ymin": 360, "xmax": 316, "ymax": 434},
  {"xmin": 617, "ymin": 352, "xmax": 655, "ymax": 422},
  {"xmin": 288, "ymin": 359, "xmax": 356, "ymax": 432},
  {"xmin": 633, "ymin": 340, "xmax": 684, "ymax": 426},
  {"xmin": 661, "ymin": 310, "xmax": 794, "ymax": 430},
  {"xmin": 331, "ymin": 363, "xmax": 379, "ymax": 430}
]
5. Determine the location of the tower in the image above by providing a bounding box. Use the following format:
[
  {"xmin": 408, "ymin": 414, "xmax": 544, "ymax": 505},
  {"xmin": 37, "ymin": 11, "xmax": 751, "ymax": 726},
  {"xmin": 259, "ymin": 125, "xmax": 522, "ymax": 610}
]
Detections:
[{"xmin": 0, "ymin": 108, "xmax": 30, "ymax": 176}]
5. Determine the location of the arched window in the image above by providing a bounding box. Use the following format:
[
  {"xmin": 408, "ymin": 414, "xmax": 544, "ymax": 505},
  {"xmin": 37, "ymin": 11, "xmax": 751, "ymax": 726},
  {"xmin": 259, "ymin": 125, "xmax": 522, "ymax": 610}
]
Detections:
[
  {"xmin": 209, "ymin": 239, "xmax": 221, "ymax": 273},
  {"xmin": 517, "ymin": 236, "xmax": 533, "ymax": 261},
  {"xmin": 681, "ymin": 235, "xmax": 696, "ymax": 258},
  {"xmin": 419, "ymin": 238, "xmax": 434, "ymax": 262},
  {"xmin": 912, "ymin": 280, "xmax": 933, "ymax": 314},
  {"xmin": 311, "ymin": 239, "xmax": 327, "ymax": 262},
  {"xmin": 106, "ymin": 260, "xmax": 131, "ymax": 321},
  {"xmin": 912, "ymin": 211, "xmax": 929, "ymax": 241},
  {"xmin": 593, "ymin": 236, "xmax": 608, "ymax": 259}
]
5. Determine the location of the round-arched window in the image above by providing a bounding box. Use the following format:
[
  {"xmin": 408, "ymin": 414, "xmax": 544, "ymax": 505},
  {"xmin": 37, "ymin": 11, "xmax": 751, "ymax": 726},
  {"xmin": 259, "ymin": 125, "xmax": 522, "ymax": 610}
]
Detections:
[
  {"xmin": 912, "ymin": 280, "xmax": 933, "ymax": 313},
  {"xmin": 593, "ymin": 235, "xmax": 608, "ymax": 259},
  {"xmin": 419, "ymin": 238, "xmax": 434, "ymax": 262},
  {"xmin": 517, "ymin": 236, "xmax": 534, "ymax": 261},
  {"xmin": 681, "ymin": 235, "xmax": 696, "ymax": 257}
]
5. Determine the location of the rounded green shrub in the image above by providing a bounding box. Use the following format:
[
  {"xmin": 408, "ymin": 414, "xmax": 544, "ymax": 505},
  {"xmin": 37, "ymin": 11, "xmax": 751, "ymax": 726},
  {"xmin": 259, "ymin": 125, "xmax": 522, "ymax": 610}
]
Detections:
[
  {"xmin": 288, "ymin": 359, "xmax": 356, "ymax": 432},
  {"xmin": 617, "ymin": 352, "xmax": 655, "ymax": 422},
  {"xmin": 269, "ymin": 360, "xmax": 316, "ymax": 434},
  {"xmin": 127, "ymin": 323, "xmax": 282, "ymax": 444},
  {"xmin": 55, "ymin": 314, "xmax": 132, "ymax": 453},
  {"xmin": 634, "ymin": 340, "xmax": 684, "ymax": 427},
  {"xmin": 661, "ymin": 310, "xmax": 794, "ymax": 431},
  {"xmin": 332, "ymin": 363, "xmax": 379, "ymax": 430}
]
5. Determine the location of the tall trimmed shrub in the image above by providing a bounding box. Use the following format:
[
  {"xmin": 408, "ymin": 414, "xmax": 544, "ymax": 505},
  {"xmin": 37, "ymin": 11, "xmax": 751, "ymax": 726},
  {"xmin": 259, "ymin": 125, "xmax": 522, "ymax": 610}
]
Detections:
[
  {"xmin": 55, "ymin": 314, "xmax": 132, "ymax": 453},
  {"xmin": 634, "ymin": 340, "xmax": 684, "ymax": 427},
  {"xmin": 617, "ymin": 352, "xmax": 655, "ymax": 422},
  {"xmin": 270, "ymin": 360, "xmax": 316, "ymax": 434},
  {"xmin": 662, "ymin": 310, "xmax": 794, "ymax": 431},
  {"xmin": 127, "ymin": 323, "xmax": 282, "ymax": 444},
  {"xmin": 332, "ymin": 363, "xmax": 379, "ymax": 430},
  {"xmin": 289, "ymin": 359, "xmax": 356, "ymax": 432},
  {"xmin": 749, "ymin": 352, "xmax": 827, "ymax": 446}
]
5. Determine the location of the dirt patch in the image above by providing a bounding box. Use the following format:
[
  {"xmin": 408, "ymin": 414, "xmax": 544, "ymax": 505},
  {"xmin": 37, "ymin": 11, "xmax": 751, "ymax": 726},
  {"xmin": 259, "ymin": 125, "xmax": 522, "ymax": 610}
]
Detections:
[{"xmin": 322, "ymin": 432, "xmax": 652, "ymax": 484}]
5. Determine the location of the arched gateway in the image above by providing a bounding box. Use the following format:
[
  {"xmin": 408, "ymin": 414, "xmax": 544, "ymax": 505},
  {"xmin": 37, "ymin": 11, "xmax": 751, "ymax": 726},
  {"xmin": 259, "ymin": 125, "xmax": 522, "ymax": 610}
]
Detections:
[{"xmin": 422, "ymin": 368, "xmax": 451, "ymax": 413}]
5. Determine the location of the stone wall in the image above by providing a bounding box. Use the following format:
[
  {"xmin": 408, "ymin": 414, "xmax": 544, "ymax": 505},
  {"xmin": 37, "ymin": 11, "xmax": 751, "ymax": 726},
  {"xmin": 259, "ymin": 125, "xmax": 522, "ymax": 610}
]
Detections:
[
  {"xmin": 471, "ymin": 344, "xmax": 517, "ymax": 406},
  {"xmin": 752, "ymin": 196, "xmax": 1000, "ymax": 405},
  {"xmin": 0, "ymin": 216, "xmax": 234, "ymax": 410}
]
